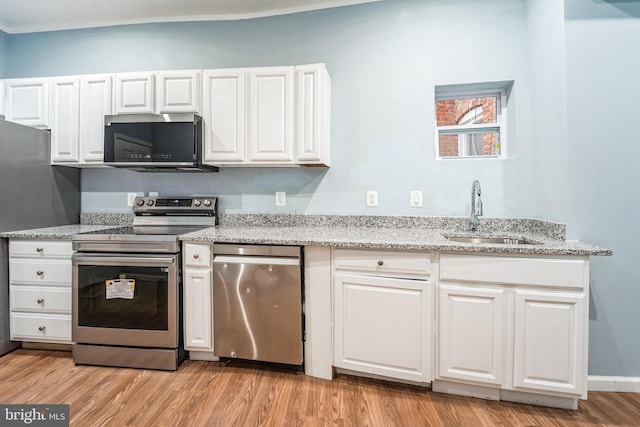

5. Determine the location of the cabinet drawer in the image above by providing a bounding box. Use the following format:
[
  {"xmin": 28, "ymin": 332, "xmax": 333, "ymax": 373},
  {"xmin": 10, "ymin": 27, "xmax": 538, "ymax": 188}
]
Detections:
[
  {"xmin": 10, "ymin": 240, "xmax": 73, "ymax": 258},
  {"xmin": 439, "ymin": 255, "xmax": 587, "ymax": 288},
  {"xmin": 184, "ymin": 243, "xmax": 212, "ymax": 268},
  {"xmin": 9, "ymin": 259, "xmax": 72, "ymax": 285},
  {"xmin": 11, "ymin": 287, "xmax": 71, "ymax": 313},
  {"xmin": 334, "ymin": 249, "xmax": 430, "ymax": 277},
  {"xmin": 10, "ymin": 313, "xmax": 71, "ymax": 342}
]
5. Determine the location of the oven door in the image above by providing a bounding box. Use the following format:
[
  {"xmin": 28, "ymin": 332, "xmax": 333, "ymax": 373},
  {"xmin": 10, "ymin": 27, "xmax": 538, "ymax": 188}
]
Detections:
[{"xmin": 72, "ymin": 253, "xmax": 179, "ymax": 348}]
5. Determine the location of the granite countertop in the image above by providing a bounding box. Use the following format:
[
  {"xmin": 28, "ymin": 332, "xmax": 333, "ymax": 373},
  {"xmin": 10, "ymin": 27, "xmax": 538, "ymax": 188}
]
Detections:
[
  {"xmin": 0, "ymin": 224, "xmax": 119, "ymax": 240},
  {"xmin": 180, "ymin": 225, "xmax": 611, "ymax": 256},
  {"xmin": 1, "ymin": 214, "xmax": 612, "ymax": 256}
]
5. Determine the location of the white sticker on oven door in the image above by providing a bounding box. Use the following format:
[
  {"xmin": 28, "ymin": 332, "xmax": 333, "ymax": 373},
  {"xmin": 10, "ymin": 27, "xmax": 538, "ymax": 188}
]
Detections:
[{"xmin": 105, "ymin": 278, "xmax": 136, "ymax": 299}]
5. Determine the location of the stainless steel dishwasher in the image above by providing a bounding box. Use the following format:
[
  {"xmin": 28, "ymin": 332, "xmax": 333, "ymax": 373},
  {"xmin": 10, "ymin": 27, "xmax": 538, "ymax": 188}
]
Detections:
[{"xmin": 212, "ymin": 244, "xmax": 303, "ymax": 365}]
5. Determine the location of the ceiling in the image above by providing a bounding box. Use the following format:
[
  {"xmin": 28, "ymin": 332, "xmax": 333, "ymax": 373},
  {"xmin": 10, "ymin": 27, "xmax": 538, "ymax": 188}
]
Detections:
[{"xmin": 0, "ymin": 0, "xmax": 382, "ymax": 34}]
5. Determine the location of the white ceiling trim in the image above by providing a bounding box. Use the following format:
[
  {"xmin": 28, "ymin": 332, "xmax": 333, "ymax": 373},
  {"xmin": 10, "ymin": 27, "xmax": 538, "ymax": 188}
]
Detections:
[{"xmin": 0, "ymin": 0, "xmax": 382, "ymax": 34}]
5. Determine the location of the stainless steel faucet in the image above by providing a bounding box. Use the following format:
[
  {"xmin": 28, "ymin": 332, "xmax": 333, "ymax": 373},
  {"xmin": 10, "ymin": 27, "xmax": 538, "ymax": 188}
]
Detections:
[{"xmin": 469, "ymin": 180, "xmax": 483, "ymax": 231}]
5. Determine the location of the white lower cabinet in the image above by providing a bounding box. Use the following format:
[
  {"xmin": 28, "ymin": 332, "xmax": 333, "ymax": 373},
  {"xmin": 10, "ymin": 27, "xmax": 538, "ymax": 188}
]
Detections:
[
  {"xmin": 436, "ymin": 253, "xmax": 589, "ymax": 407},
  {"xmin": 438, "ymin": 283, "xmax": 507, "ymax": 386},
  {"xmin": 9, "ymin": 239, "xmax": 73, "ymax": 343},
  {"xmin": 184, "ymin": 268, "xmax": 212, "ymax": 350},
  {"xmin": 183, "ymin": 243, "xmax": 216, "ymax": 359},
  {"xmin": 333, "ymin": 249, "xmax": 433, "ymax": 383},
  {"xmin": 513, "ymin": 289, "xmax": 585, "ymax": 395}
]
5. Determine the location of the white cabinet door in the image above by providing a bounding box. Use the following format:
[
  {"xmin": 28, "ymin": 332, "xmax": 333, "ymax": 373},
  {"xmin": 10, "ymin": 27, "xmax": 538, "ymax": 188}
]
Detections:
[
  {"xmin": 156, "ymin": 70, "xmax": 201, "ymax": 113},
  {"xmin": 438, "ymin": 283, "xmax": 507, "ymax": 386},
  {"xmin": 513, "ymin": 289, "xmax": 586, "ymax": 396},
  {"xmin": 79, "ymin": 74, "xmax": 112, "ymax": 163},
  {"xmin": 4, "ymin": 78, "xmax": 50, "ymax": 128},
  {"xmin": 50, "ymin": 77, "xmax": 80, "ymax": 163},
  {"xmin": 202, "ymin": 69, "xmax": 246, "ymax": 163},
  {"xmin": 296, "ymin": 64, "xmax": 331, "ymax": 166},
  {"xmin": 184, "ymin": 268, "xmax": 213, "ymax": 351},
  {"xmin": 114, "ymin": 72, "xmax": 155, "ymax": 114},
  {"xmin": 334, "ymin": 273, "xmax": 432, "ymax": 382},
  {"xmin": 248, "ymin": 67, "xmax": 294, "ymax": 162}
]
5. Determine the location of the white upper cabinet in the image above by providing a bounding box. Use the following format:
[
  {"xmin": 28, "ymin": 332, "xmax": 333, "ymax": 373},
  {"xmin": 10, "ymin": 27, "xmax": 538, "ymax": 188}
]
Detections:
[
  {"xmin": 202, "ymin": 69, "xmax": 246, "ymax": 163},
  {"xmin": 114, "ymin": 72, "xmax": 155, "ymax": 114},
  {"xmin": 50, "ymin": 77, "xmax": 80, "ymax": 163},
  {"xmin": 202, "ymin": 63, "xmax": 331, "ymax": 167},
  {"xmin": 79, "ymin": 74, "xmax": 112, "ymax": 163},
  {"xmin": 296, "ymin": 64, "xmax": 331, "ymax": 166},
  {"xmin": 248, "ymin": 66, "xmax": 295, "ymax": 163},
  {"xmin": 50, "ymin": 74, "xmax": 112, "ymax": 165},
  {"xmin": 156, "ymin": 70, "xmax": 201, "ymax": 113},
  {"xmin": 2, "ymin": 64, "xmax": 330, "ymax": 168},
  {"xmin": 4, "ymin": 78, "xmax": 50, "ymax": 128}
]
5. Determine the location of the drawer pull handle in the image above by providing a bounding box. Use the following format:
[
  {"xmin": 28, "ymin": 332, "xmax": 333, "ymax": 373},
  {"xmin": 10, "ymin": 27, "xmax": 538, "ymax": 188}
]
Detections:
[
  {"xmin": 36, "ymin": 271, "xmax": 44, "ymax": 276},
  {"xmin": 193, "ymin": 254, "xmax": 200, "ymax": 259},
  {"xmin": 36, "ymin": 248, "xmax": 44, "ymax": 253},
  {"xmin": 377, "ymin": 260, "xmax": 384, "ymax": 266},
  {"xmin": 38, "ymin": 326, "xmax": 46, "ymax": 332},
  {"xmin": 37, "ymin": 299, "xmax": 44, "ymax": 304}
]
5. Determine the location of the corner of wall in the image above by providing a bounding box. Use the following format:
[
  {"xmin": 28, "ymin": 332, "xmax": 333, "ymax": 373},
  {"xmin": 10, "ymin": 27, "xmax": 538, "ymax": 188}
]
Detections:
[{"xmin": 0, "ymin": 29, "xmax": 8, "ymax": 78}]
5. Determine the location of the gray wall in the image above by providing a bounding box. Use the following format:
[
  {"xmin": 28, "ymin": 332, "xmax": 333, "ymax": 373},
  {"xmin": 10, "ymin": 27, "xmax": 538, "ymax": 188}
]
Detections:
[
  {"xmin": 0, "ymin": 29, "xmax": 7, "ymax": 78},
  {"xmin": 564, "ymin": 0, "xmax": 640, "ymax": 377},
  {"xmin": 5, "ymin": 0, "xmax": 535, "ymax": 217}
]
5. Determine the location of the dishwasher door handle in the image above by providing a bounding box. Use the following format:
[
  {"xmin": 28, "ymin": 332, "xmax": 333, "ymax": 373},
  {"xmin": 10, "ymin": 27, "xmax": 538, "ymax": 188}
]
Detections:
[{"xmin": 213, "ymin": 255, "xmax": 300, "ymax": 266}]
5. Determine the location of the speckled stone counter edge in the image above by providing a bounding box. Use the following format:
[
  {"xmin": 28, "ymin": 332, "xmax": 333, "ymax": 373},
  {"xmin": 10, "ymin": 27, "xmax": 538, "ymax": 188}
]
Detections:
[{"xmin": 80, "ymin": 213, "xmax": 566, "ymax": 240}]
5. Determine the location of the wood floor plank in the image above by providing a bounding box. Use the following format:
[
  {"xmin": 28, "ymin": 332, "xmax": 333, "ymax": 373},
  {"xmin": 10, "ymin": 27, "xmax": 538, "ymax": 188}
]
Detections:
[{"xmin": 0, "ymin": 350, "xmax": 639, "ymax": 427}]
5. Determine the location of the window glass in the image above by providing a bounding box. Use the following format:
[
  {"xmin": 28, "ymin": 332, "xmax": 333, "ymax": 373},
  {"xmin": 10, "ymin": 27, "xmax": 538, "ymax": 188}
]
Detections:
[{"xmin": 435, "ymin": 84, "xmax": 510, "ymax": 159}]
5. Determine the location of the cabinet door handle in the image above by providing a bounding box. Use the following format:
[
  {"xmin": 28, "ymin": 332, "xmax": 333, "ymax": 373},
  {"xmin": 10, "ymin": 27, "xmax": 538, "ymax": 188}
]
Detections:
[
  {"xmin": 38, "ymin": 326, "xmax": 46, "ymax": 332},
  {"xmin": 193, "ymin": 254, "xmax": 200, "ymax": 259},
  {"xmin": 37, "ymin": 299, "xmax": 44, "ymax": 304},
  {"xmin": 36, "ymin": 271, "xmax": 44, "ymax": 276},
  {"xmin": 377, "ymin": 260, "xmax": 384, "ymax": 266},
  {"xmin": 36, "ymin": 247, "xmax": 44, "ymax": 253}
]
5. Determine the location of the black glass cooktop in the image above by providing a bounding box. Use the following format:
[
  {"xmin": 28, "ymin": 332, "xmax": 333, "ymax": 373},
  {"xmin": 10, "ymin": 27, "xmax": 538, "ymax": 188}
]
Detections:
[{"xmin": 78, "ymin": 225, "xmax": 209, "ymax": 237}]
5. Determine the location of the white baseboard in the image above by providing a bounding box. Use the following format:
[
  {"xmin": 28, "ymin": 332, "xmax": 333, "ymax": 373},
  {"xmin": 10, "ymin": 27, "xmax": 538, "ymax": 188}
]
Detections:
[{"xmin": 588, "ymin": 376, "xmax": 640, "ymax": 392}]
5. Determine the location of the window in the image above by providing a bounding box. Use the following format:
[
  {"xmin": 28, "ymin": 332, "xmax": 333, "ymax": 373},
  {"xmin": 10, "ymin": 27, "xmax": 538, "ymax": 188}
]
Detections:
[{"xmin": 435, "ymin": 83, "xmax": 511, "ymax": 159}]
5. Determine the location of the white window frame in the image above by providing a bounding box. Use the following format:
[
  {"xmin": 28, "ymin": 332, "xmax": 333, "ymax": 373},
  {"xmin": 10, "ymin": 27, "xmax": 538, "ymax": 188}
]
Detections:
[{"xmin": 435, "ymin": 86, "xmax": 508, "ymax": 160}]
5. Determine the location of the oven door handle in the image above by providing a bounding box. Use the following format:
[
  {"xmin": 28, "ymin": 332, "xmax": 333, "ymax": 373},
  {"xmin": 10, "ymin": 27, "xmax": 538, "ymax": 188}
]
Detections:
[{"xmin": 72, "ymin": 254, "xmax": 176, "ymax": 267}]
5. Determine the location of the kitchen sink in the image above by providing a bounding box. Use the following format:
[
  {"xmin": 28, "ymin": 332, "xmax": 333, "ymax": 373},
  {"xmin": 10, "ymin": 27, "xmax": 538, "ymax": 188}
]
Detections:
[{"xmin": 445, "ymin": 236, "xmax": 541, "ymax": 245}]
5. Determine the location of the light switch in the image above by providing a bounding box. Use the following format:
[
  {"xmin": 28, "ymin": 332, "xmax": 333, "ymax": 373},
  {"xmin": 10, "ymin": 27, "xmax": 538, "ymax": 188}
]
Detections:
[
  {"xmin": 366, "ymin": 191, "xmax": 378, "ymax": 207},
  {"xmin": 275, "ymin": 191, "xmax": 286, "ymax": 207},
  {"xmin": 410, "ymin": 191, "xmax": 423, "ymax": 208}
]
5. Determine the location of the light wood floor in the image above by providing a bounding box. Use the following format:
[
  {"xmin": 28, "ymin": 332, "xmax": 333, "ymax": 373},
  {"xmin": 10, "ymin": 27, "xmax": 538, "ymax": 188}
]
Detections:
[{"xmin": 0, "ymin": 349, "xmax": 639, "ymax": 427}]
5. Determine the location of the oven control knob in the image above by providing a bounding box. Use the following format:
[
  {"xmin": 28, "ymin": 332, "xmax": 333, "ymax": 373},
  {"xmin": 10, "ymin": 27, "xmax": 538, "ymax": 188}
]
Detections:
[
  {"xmin": 146, "ymin": 199, "xmax": 154, "ymax": 206},
  {"xmin": 136, "ymin": 199, "xmax": 145, "ymax": 206},
  {"xmin": 203, "ymin": 199, "xmax": 212, "ymax": 207},
  {"xmin": 193, "ymin": 199, "xmax": 202, "ymax": 207}
]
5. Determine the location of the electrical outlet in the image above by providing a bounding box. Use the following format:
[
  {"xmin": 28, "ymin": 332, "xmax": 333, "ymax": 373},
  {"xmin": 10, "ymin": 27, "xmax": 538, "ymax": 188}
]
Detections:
[
  {"xmin": 127, "ymin": 193, "xmax": 138, "ymax": 207},
  {"xmin": 275, "ymin": 191, "xmax": 286, "ymax": 207},
  {"xmin": 366, "ymin": 191, "xmax": 378, "ymax": 207},
  {"xmin": 410, "ymin": 191, "xmax": 423, "ymax": 208}
]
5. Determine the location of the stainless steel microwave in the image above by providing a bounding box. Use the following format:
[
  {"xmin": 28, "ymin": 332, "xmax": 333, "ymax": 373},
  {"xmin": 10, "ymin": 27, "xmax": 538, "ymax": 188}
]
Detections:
[{"xmin": 103, "ymin": 113, "xmax": 218, "ymax": 172}]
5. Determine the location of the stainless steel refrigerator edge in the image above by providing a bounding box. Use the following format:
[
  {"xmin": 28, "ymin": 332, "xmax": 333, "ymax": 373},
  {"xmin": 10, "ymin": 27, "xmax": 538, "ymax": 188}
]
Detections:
[{"xmin": 0, "ymin": 119, "xmax": 81, "ymax": 355}]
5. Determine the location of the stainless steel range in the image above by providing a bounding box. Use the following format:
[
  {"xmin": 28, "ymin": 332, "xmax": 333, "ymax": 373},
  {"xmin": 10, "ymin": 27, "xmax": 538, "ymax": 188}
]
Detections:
[{"xmin": 71, "ymin": 196, "xmax": 217, "ymax": 371}]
